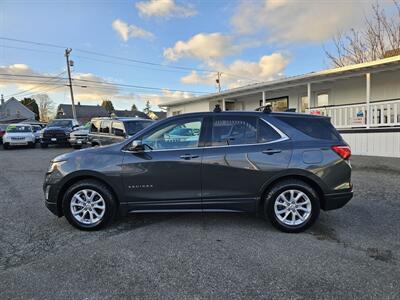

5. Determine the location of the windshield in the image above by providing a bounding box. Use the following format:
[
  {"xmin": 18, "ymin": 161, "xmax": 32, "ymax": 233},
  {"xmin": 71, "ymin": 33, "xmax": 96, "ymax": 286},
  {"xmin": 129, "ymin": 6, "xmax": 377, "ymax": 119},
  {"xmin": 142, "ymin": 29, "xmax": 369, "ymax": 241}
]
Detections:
[
  {"xmin": 6, "ymin": 125, "xmax": 32, "ymax": 133},
  {"xmin": 124, "ymin": 120, "xmax": 152, "ymax": 136},
  {"xmin": 47, "ymin": 120, "xmax": 73, "ymax": 128}
]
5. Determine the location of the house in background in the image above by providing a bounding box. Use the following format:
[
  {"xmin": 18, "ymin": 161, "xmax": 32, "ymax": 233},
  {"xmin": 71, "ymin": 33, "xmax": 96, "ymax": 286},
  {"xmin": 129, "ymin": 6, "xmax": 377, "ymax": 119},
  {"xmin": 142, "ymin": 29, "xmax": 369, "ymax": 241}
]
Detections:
[
  {"xmin": 161, "ymin": 55, "xmax": 400, "ymax": 158},
  {"xmin": 0, "ymin": 96, "xmax": 36, "ymax": 124},
  {"xmin": 56, "ymin": 103, "xmax": 109, "ymax": 124}
]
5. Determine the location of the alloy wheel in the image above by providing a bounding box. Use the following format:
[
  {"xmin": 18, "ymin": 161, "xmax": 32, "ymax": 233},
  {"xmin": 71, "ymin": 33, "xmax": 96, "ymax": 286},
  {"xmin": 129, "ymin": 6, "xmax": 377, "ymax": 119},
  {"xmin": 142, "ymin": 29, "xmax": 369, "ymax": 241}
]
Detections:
[
  {"xmin": 70, "ymin": 189, "xmax": 106, "ymax": 225},
  {"xmin": 274, "ymin": 189, "xmax": 312, "ymax": 226}
]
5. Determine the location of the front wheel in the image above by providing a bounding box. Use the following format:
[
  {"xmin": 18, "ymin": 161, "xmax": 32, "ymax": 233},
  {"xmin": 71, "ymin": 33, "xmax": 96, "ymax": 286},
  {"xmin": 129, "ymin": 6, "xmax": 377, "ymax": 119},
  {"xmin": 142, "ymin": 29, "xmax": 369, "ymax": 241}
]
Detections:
[
  {"xmin": 62, "ymin": 180, "xmax": 117, "ymax": 230},
  {"xmin": 264, "ymin": 179, "xmax": 320, "ymax": 233}
]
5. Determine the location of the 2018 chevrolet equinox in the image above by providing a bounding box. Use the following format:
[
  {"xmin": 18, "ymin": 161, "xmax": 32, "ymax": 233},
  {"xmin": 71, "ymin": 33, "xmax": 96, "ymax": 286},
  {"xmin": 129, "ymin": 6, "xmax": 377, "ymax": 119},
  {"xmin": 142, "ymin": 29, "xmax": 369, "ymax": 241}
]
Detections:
[{"xmin": 44, "ymin": 110, "xmax": 353, "ymax": 233}]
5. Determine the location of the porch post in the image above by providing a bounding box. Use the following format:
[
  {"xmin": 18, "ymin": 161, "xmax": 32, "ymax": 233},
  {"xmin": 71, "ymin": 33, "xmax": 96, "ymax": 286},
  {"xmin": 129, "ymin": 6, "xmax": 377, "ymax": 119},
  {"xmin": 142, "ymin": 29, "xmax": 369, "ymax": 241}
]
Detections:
[
  {"xmin": 222, "ymin": 98, "xmax": 226, "ymax": 111},
  {"xmin": 366, "ymin": 73, "xmax": 370, "ymax": 128},
  {"xmin": 307, "ymin": 82, "xmax": 311, "ymax": 108},
  {"xmin": 262, "ymin": 91, "xmax": 266, "ymax": 106}
]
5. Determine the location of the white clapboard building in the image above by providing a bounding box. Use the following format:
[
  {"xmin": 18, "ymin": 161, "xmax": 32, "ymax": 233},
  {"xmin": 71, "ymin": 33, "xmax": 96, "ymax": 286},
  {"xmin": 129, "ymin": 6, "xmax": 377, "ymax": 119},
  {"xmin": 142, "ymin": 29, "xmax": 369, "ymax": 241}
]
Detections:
[{"xmin": 162, "ymin": 56, "xmax": 400, "ymax": 158}]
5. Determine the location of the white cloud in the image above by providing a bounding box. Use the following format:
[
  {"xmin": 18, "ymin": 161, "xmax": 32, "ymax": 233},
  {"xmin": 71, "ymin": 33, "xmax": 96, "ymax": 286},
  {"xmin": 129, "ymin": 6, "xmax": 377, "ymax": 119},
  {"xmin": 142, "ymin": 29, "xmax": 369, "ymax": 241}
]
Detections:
[
  {"xmin": 138, "ymin": 89, "xmax": 194, "ymax": 107},
  {"xmin": 112, "ymin": 19, "xmax": 154, "ymax": 42},
  {"xmin": 164, "ymin": 33, "xmax": 241, "ymax": 62},
  {"xmin": 231, "ymin": 0, "xmax": 373, "ymax": 43},
  {"xmin": 181, "ymin": 53, "xmax": 289, "ymax": 89},
  {"xmin": 136, "ymin": 0, "xmax": 196, "ymax": 18}
]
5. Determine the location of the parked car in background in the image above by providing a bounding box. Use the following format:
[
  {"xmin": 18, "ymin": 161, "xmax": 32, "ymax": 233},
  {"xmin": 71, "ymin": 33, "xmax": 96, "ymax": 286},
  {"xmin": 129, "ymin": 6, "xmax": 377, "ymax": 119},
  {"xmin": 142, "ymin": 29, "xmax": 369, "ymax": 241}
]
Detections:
[
  {"xmin": 69, "ymin": 122, "xmax": 91, "ymax": 149},
  {"xmin": 0, "ymin": 124, "xmax": 9, "ymax": 144},
  {"xmin": 40, "ymin": 119, "xmax": 80, "ymax": 148},
  {"xmin": 44, "ymin": 111, "xmax": 352, "ymax": 232},
  {"xmin": 88, "ymin": 117, "xmax": 153, "ymax": 147},
  {"xmin": 3, "ymin": 124, "xmax": 36, "ymax": 149},
  {"xmin": 32, "ymin": 125, "xmax": 42, "ymax": 143}
]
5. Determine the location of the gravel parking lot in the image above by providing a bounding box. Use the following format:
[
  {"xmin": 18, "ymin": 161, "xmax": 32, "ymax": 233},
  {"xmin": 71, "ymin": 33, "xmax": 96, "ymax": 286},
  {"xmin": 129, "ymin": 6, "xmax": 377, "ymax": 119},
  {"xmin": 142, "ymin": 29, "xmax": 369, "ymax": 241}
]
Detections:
[{"xmin": 0, "ymin": 147, "xmax": 399, "ymax": 299}]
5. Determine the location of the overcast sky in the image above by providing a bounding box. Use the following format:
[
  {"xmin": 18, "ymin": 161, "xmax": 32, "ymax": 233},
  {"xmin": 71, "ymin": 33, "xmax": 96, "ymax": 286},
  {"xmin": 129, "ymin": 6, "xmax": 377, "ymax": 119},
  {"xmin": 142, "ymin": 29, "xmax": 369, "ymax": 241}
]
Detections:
[{"xmin": 0, "ymin": 0, "xmax": 394, "ymax": 110}]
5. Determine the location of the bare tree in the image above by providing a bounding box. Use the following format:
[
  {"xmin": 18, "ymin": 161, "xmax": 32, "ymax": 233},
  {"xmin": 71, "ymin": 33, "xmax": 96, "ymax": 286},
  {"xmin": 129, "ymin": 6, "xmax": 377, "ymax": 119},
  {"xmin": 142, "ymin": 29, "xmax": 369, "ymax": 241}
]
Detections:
[
  {"xmin": 325, "ymin": 1, "xmax": 400, "ymax": 67},
  {"xmin": 34, "ymin": 94, "xmax": 55, "ymax": 122}
]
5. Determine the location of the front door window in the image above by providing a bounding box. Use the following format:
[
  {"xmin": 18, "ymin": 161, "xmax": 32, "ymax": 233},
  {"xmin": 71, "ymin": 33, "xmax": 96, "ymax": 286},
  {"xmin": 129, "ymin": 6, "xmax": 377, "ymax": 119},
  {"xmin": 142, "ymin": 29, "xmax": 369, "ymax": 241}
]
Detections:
[{"xmin": 142, "ymin": 118, "xmax": 202, "ymax": 150}]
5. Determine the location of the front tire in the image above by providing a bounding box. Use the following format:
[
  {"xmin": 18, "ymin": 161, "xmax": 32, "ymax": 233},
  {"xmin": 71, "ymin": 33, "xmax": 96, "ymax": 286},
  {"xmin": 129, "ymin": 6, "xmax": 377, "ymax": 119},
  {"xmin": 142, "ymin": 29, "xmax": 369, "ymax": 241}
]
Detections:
[
  {"xmin": 264, "ymin": 179, "xmax": 320, "ymax": 233},
  {"xmin": 62, "ymin": 180, "xmax": 117, "ymax": 230},
  {"xmin": 3, "ymin": 143, "xmax": 10, "ymax": 150},
  {"xmin": 40, "ymin": 143, "xmax": 48, "ymax": 148}
]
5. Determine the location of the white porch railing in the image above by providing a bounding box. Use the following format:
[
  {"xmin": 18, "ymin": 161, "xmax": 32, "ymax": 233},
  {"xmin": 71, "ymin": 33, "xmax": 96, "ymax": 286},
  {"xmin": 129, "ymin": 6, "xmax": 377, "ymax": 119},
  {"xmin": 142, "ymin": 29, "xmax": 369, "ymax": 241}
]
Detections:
[{"xmin": 307, "ymin": 99, "xmax": 400, "ymax": 129}]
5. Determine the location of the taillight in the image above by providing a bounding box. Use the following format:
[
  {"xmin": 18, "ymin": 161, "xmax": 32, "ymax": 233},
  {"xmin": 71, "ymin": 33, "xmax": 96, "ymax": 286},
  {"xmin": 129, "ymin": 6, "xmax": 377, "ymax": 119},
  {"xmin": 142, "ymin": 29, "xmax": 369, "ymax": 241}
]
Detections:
[{"xmin": 331, "ymin": 145, "xmax": 351, "ymax": 159}]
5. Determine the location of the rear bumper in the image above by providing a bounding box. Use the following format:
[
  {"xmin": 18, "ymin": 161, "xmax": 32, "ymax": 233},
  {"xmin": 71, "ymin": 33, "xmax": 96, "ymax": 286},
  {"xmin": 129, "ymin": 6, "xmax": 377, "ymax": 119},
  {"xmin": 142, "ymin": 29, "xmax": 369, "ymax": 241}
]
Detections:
[{"xmin": 321, "ymin": 190, "xmax": 353, "ymax": 210}]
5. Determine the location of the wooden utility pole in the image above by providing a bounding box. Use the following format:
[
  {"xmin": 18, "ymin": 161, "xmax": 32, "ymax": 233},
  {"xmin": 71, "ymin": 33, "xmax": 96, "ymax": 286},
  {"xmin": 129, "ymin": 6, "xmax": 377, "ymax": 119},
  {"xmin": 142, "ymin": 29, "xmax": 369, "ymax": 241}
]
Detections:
[{"xmin": 65, "ymin": 48, "xmax": 77, "ymax": 120}]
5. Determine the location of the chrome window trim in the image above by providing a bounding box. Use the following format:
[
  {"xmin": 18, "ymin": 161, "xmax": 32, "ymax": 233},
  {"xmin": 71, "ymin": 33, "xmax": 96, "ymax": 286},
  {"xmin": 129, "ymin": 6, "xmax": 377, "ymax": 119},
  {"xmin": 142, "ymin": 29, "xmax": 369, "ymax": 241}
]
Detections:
[{"xmin": 122, "ymin": 118, "xmax": 289, "ymax": 153}]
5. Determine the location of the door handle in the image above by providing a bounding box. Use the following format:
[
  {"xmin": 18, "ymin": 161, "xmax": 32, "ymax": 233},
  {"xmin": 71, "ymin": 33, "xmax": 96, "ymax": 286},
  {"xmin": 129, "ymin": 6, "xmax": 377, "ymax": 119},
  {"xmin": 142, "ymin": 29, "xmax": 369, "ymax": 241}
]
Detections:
[
  {"xmin": 179, "ymin": 154, "xmax": 199, "ymax": 160},
  {"xmin": 262, "ymin": 149, "xmax": 282, "ymax": 155}
]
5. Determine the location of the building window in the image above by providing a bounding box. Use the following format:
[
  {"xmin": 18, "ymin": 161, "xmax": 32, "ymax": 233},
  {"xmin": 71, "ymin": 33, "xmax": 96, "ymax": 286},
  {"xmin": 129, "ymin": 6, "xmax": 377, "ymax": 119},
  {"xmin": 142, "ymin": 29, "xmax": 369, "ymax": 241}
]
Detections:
[
  {"xmin": 300, "ymin": 96, "xmax": 309, "ymax": 112},
  {"xmin": 317, "ymin": 93, "xmax": 329, "ymax": 107},
  {"xmin": 259, "ymin": 96, "xmax": 288, "ymax": 112}
]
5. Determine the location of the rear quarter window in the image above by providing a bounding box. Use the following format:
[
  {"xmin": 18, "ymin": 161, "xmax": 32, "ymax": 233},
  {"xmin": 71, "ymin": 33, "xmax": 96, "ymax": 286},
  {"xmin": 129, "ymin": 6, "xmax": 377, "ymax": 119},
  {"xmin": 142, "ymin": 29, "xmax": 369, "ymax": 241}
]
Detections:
[{"xmin": 275, "ymin": 115, "xmax": 342, "ymax": 141}]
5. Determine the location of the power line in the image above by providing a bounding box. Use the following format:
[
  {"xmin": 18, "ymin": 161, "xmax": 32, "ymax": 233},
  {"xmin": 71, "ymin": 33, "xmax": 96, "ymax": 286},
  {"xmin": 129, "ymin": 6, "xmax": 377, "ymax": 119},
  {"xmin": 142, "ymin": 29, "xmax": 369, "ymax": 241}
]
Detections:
[
  {"xmin": 0, "ymin": 37, "xmax": 262, "ymax": 82},
  {"xmin": 0, "ymin": 73, "xmax": 209, "ymax": 94},
  {"xmin": 5, "ymin": 71, "xmax": 66, "ymax": 98}
]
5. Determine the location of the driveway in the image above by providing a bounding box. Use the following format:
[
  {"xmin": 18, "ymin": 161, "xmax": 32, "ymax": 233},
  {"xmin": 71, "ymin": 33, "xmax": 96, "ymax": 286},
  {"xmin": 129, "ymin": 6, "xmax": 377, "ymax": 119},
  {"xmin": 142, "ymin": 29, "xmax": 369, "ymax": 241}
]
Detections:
[{"xmin": 0, "ymin": 147, "xmax": 399, "ymax": 299}]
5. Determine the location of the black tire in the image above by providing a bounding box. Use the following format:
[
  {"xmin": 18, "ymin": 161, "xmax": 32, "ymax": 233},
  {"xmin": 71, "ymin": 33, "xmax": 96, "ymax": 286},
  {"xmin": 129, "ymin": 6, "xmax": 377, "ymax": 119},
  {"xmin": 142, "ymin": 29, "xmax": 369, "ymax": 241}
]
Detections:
[
  {"xmin": 3, "ymin": 143, "xmax": 9, "ymax": 150},
  {"xmin": 29, "ymin": 142, "xmax": 36, "ymax": 148},
  {"xmin": 73, "ymin": 145, "xmax": 82, "ymax": 149},
  {"xmin": 40, "ymin": 143, "xmax": 48, "ymax": 148},
  {"xmin": 62, "ymin": 179, "xmax": 117, "ymax": 230},
  {"xmin": 264, "ymin": 179, "xmax": 320, "ymax": 233}
]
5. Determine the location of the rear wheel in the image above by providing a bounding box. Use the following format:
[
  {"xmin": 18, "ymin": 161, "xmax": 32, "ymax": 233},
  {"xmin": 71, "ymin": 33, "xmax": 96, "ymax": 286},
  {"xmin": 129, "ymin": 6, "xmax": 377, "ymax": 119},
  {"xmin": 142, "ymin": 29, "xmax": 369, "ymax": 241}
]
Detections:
[
  {"xmin": 62, "ymin": 180, "xmax": 117, "ymax": 230},
  {"xmin": 264, "ymin": 179, "xmax": 320, "ymax": 233}
]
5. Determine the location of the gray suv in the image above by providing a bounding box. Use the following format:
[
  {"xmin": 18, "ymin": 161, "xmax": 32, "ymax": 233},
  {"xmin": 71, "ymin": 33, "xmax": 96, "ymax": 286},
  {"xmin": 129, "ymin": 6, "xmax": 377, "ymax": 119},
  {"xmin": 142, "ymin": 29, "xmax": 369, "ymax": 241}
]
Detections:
[{"xmin": 44, "ymin": 111, "xmax": 353, "ymax": 233}]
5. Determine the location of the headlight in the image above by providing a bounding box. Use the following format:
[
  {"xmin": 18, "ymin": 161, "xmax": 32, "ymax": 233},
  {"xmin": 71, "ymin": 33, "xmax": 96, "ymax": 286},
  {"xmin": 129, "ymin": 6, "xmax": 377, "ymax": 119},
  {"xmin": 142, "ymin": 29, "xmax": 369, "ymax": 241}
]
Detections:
[{"xmin": 47, "ymin": 160, "xmax": 67, "ymax": 173}]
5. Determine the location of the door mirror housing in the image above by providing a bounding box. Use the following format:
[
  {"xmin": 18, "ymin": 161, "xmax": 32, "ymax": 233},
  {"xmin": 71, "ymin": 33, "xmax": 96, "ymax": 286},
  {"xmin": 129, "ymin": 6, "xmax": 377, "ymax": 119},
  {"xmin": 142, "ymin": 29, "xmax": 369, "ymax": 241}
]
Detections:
[{"xmin": 128, "ymin": 140, "xmax": 145, "ymax": 153}]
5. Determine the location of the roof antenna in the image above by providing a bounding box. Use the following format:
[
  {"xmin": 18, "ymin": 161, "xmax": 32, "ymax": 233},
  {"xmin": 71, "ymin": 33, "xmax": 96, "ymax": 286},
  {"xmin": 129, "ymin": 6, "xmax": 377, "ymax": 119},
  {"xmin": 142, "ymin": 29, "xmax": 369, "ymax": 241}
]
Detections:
[
  {"xmin": 263, "ymin": 104, "xmax": 272, "ymax": 113},
  {"xmin": 213, "ymin": 104, "xmax": 222, "ymax": 112}
]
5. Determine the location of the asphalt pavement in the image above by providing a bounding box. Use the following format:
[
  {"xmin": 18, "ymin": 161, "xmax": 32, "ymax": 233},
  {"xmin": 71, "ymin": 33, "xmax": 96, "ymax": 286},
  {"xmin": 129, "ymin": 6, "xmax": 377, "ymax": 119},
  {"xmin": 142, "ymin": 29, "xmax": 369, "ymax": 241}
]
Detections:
[{"xmin": 0, "ymin": 147, "xmax": 399, "ymax": 299}]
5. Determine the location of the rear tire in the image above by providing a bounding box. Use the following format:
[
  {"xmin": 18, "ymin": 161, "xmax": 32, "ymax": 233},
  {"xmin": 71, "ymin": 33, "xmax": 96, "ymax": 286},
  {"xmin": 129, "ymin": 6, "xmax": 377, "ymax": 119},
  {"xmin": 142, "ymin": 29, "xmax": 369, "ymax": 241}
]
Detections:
[
  {"xmin": 62, "ymin": 179, "xmax": 117, "ymax": 230},
  {"xmin": 264, "ymin": 179, "xmax": 320, "ymax": 233}
]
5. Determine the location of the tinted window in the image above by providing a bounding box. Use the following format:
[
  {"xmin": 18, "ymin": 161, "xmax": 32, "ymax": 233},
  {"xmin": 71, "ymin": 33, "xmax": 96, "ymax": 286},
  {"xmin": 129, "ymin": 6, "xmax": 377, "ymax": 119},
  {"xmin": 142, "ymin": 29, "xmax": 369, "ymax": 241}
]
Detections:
[
  {"xmin": 124, "ymin": 120, "xmax": 152, "ymax": 136},
  {"xmin": 47, "ymin": 120, "xmax": 73, "ymax": 128},
  {"xmin": 275, "ymin": 115, "xmax": 341, "ymax": 141},
  {"xmin": 112, "ymin": 121, "xmax": 125, "ymax": 137},
  {"xmin": 258, "ymin": 120, "xmax": 281, "ymax": 143},
  {"xmin": 142, "ymin": 118, "xmax": 202, "ymax": 150},
  {"xmin": 211, "ymin": 116, "xmax": 257, "ymax": 146},
  {"xmin": 100, "ymin": 120, "xmax": 111, "ymax": 134},
  {"xmin": 91, "ymin": 120, "xmax": 100, "ymax": 133}
]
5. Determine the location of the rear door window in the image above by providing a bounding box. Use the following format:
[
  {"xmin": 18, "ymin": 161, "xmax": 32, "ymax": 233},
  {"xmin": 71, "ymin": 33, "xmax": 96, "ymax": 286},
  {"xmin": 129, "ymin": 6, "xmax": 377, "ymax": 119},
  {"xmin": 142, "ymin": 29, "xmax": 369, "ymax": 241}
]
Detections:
[
  {"xmin": 275, "ymin": 115, "xmax": 341, "ymax": 140},
  {"xmin": 211, "ymin": 116, "xmax": 257, "ymax": 146},
  {"xmin": 100, "ymin": 120, "xmax": 111, "ymax": 134},
  {"xmin": 112, "ymin": 121, "xmax": 125, "ymax": 137},
  {"xmin": 258, "ymin": 120, "xmax": 282, "ymax": 143},
  {"xmin": 91, "ymin": 120, "xmax": 101, "ymax": 133}
]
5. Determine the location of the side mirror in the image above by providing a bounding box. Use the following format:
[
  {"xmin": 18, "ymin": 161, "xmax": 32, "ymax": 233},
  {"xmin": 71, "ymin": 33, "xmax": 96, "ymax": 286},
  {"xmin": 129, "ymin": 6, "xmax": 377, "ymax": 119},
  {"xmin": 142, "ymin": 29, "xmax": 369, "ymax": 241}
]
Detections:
[{"xmin": 128, "ymin": 140, "xmax": 145, "ymax": 153}]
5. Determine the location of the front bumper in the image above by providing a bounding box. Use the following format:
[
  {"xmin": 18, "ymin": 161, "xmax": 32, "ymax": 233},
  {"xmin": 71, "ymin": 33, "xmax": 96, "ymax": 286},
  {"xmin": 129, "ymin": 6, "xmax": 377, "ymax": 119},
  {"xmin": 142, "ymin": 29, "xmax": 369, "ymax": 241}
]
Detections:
[
  {"xmin": 321, "ymin": 190, "xmax": 353, "ymax": 210},
  {"xmin": 43, "ymin": 173, "xmax": 63, "ymax": 217},
  {"xmin": 41, "ymin": 137, "xmax": 69, "ymax": 144}
]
